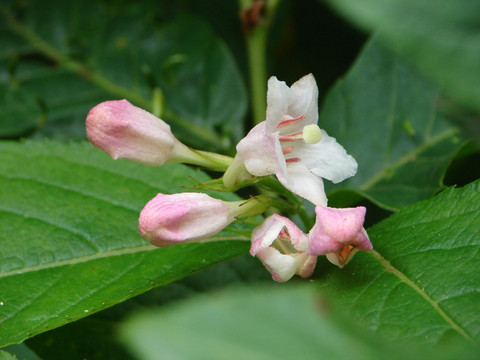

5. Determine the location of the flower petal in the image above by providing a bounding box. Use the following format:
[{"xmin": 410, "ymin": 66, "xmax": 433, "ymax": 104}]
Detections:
[
  {"xmin": 278, "ymin": 162, "xmax": 328, "ymax": 206},
  {"xmin": 250, "ymin": 215, "xmax": 287, "ymax": 256},
  {"xmin": 308, "ymin": 206, "xmax": 373, "ymax": 256},
  {"xmin": 297, "ymin": 254, "xmax": 318, "ymax": 278},
  {"xmin": 256, "ymin": 247, "xmax": 298, "ymax": 282},
  {"xmin": 250, "ymin": 214, "xmax": 309, "ymax": 255},
  {"xmin": 289, "ymin": 73, "xmax": 318, "ymax": 127},
  {"xmin": 266, "ymin": 76, "xmax": 293, "ymax": 132},
  {"xmin": 292, "ymin": 130, "xmax": 357, "ymax": 184},
  {"xmin": 236, "ymin": 122, "xmax": 283, "ymax": 177}
]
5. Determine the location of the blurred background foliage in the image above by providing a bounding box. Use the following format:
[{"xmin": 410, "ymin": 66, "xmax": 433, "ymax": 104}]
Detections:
[
  {"xmin": 1, "ymin": 0, "xmax": 480, "ymax": 359},
  {"xmin": 0, "ymin": 0, "xmax": 366, "ymax": 147}
]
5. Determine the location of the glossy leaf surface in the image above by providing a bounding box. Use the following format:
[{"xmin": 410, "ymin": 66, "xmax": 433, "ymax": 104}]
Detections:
[
  {"xmin": 318, "ymin": 180, "xmax": 480, "ymax": 344},
  {"xmin": 320, "ymin": 39, "xmax": 463, "ymax": 210},
  {"xmin": 0, "ymin": 141, "xmax": 251, "ymax": 346},
  {"xmin": 0, "ymin": 1, "xmax": 246, "ymax": 147},
  {"xmin": 324, "ymin": 0, "xmax": 480, "ymax": 115}
]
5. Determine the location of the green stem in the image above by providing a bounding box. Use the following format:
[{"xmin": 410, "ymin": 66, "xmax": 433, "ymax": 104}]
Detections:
[
  {"xmin": 239, "ymin": 0, "xmax": 281, "ymax": 125},
  {"xmin": 189, "ymin": 149, "xmax": 234, "ymax": 171},
  {"xmin": 3, "ymin": 10, "xmax": 220, "ymax": 146},
  {"xmin": 246, "ymin": 26, "xmax": 267, "ymax": 125},
  {"xmin": 229, "ymin": 195, "xmax": 271, "ymax": 219}
]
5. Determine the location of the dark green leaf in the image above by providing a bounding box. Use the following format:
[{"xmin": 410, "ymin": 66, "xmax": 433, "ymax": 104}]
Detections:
[
  {"xmin": 25, "ymin": 254, "xmax": 270, "ymax": 360},
  {"xmin": 1, "ymin": 344, "xmax": 41, "ymax": 360},
  {"xmin": 1, "ymin": 1, "xmax": 246, "ymax": 147},
  {"xmin": 0, "ymin": 351, "xmax": 17, "ymax": 360},
  {"xmin": 320, "ymin": 38, "xmax": 463, "ymax": 210},
  {"xmin": 324, "ymin": 0, "xmax": 480, "ymax": 116},
  {"xmin": 317, "ymin": 179, "xmax": 480, "ymax": 344},
  {"xmin": 0, "ymin": 141, "xmax": 252, "ymax": 346}
]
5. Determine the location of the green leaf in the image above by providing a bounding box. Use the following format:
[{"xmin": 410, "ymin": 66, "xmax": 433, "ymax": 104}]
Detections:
[
  {"xmin": 0, "ymin": 141, "xmax": 252, "ymax": 347},
  {"xmin": 0, "ymin": 351, "xmax": 17, "ymax": 360},
  {"xmin": 0, "ymin": 83, "xmax": 43, "ymax": 138},
  {"xmin": 323, "ymin": 0, "xmax": 480, "ymax": 116},
  {"xmin": 320, "ymin": 38, "xmax": 464, "ymax": 210},
  {"xmin": 1, "ymin": 344, "xmax": 41, "ymax": 360},
  {"xmin": 317, "ymin": 179, "xmax": 480, "ymax": 344},
  {"xmin": 25, "ymin": 254, "xmax": 270, "ymax": 360},
  {"xmin": 119, "ymin": 285, "xmax": 478, "ymax": 360},
  {"xmin": 1, "ymin": 1, "xmax": 246, "ymax": 147}
]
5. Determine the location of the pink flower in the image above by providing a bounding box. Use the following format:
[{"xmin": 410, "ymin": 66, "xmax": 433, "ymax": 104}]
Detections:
[
  {"xmin": 250, "ymin": 214, "xmax": 317, "ymax": 282},
  {"xmin": 308, "ymin": 206, "xmax": 372, "ymax": 268},
  {"xmin": 139, "ymin": 193, "xmax": 269, "ymax": 247},
  {"xmin": 224, "ymin": 74, "xmax": 357, "ymax": 206},
  {"xmin": 86, "ymin": 99, "xmax": 206, "ymax": 167}
]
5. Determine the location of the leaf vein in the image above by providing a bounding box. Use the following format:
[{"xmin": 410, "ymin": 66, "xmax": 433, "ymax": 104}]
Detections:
[
  {"xmin": 0, "ymin": 207, "xmax": 97, "ymax": 252},
  {"xmin": 0, "ymin": 243, "xmax": 156, "ymax": 279},
  {"xmin": 0, "ymin": 171, "xmax": 140, "ymax": 213},
  {"xmin": 369, "ymin": 249, "xmax": 472, "ymax": 341}
]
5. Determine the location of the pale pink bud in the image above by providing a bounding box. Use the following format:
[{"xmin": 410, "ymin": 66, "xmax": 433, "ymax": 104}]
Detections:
[
  {"xmin": 308, "ymin": 206, "xmax": 372, "ymax": 268},
  {"xmin": 250, "ymin": 214, "xmax": 317, "ymax": 282},
  {"xmin": 86, "ymin": 99, "xmax": 185, "ymax": 166},
  {"xmin": 138, "ymin": 193, "xmax": 237, "ymax": 247}
]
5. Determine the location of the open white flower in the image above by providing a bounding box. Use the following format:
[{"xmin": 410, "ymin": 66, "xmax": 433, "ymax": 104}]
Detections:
[{"xmin": 224, "ymin": 74, "xmax": 357, "ymax": 206}]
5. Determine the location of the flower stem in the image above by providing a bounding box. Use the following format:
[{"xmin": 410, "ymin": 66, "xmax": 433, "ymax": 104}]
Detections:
[
  {"xmin": 239, "ymin": 0, "xmax": 281, "ymax": 125},
  {"xmin": 229, "ymin": 195, "xmax": 271, "ymax": 219},
  {"xmin": 191, "ymin": 149, "xmax": 234, "ymax": 171}
]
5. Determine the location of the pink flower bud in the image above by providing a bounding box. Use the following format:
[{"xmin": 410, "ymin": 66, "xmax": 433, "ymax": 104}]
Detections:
[
  {"xmin": 138, "ymin": 193, "xmax": 237, "ymax": 247},
  {"xmin": 250, "ymin": 214, "xmax": 317, "ymax": 282},
  {"xmin": 308, "ymin": 206, "xmax": 372, "ymax": 268},
  {"xmin": 86, "ymin": 99, "xmax": 183, "ymax": 166}
]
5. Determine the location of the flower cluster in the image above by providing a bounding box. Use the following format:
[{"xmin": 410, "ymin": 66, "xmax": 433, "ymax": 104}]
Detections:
[{"xmin": 86, "ymin": 74, "xmax": 372, "ymax": 282}]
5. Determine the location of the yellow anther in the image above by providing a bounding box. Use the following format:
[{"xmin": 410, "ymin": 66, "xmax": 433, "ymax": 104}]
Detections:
[{"xmin": 302, "ymin": 124, "xmax": 322, "ymax": 144}]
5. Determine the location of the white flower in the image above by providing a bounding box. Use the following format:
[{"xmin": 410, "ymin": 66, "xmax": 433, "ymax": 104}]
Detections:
[
  {"xmin": 225, "ymin": 74, "xmax": 357, "ymax": 206},
  {"xmin": 250, "ymin": 214, "xmax": 317, "ymax": 282}
]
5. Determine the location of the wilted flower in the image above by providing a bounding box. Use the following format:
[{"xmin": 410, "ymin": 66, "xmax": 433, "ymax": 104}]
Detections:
[
  {"xmin": 224, "ymin": 74, "xmax": 357, "ymax": 206},
  {"xmin": 309, "ymin": 206, "xmax": 372, "ymax": 268},
  {"xmin": 139, "ymin": 192, "xmax": 269, "ymax": 247},
  {"xmin": 250, "ymin": 214, "xmax": 317, "ymax": 282}
]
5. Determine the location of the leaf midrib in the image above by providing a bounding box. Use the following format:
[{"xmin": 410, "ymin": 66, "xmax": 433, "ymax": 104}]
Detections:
[
  {"xmin": 360, "ymin": 128, "xmax": 458, "ymax": 191},
  {"xmin": 0, "ymin": 147, "xmax": 176, "ymax": 192},
  {"xmin": 369, "ymin": 249, "xmax": 472, "ymax": 341},
  {"xmin": 0, "ymin": 244, "xmax": 157, "ymax": 279}
]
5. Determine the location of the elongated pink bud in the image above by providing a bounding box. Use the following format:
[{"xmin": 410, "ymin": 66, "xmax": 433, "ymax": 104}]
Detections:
[
  {"xmin": 86, "ymin": 99, "xmax": 177, "ymax": 166},
  {"xmin": 138, "ymin": 193, "xmax": 236, "ymax": 247}
]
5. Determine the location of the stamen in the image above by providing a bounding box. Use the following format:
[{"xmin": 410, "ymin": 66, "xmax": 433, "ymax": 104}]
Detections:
[
  {"xmin": 282, "ymin": 146, "xmax": 294, "ymax": 155},
  {"xmin": 339, "ymin": 245, "xmax": 354, "ymax": 260},
  {"xmin": 277, "ymin": 114, "xmax": 306, "ymax": 128},
  {"xmin": 279, "ymin": 132, "xmax": 303, "ymax": 142},
  {"xmin": 279, "ymin": 135, "xmax": 296, "ymax": 142},
  {"xmin": 285, "ymin": 157, "xmax": 301, "ymax": 163},
  {"xmin": 278, "ymin": 227, "xmax": 290, "ymax": 240},
  {"xmin": 302, "ymin": 124, "xmax": 322, "ymax": 144}
]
